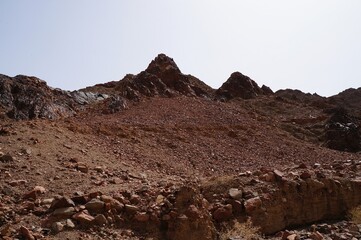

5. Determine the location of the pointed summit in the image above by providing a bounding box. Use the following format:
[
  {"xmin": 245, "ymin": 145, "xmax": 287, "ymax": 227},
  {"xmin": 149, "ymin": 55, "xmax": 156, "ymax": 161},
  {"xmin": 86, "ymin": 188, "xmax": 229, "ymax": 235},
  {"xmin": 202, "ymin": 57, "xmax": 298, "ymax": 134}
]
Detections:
[
  {"xmin": 216, "ymin": 72, "xmax": 273, "ymax": 100},
  {"xmin": 146, "ymin": 53, "xmax": 181, "ymax": 76},
  {"xmin": 84, "ymin": 54, "xmax": 213, "ymax": 99},
  {"xmin": 143, "ymin": 54, "xmax": 184, "ymax": 89}
]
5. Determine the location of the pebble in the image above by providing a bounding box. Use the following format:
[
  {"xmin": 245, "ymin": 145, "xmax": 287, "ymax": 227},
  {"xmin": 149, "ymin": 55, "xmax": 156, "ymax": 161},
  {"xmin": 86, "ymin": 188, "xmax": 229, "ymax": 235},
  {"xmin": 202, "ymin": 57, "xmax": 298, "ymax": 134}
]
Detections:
[
  {"xmin": 51, "ymin": 222, "xmax": 64, "ymax": 233},
  {"xmin": 228, "ymin": 188, "xmax": 243, "ymax": 200}
]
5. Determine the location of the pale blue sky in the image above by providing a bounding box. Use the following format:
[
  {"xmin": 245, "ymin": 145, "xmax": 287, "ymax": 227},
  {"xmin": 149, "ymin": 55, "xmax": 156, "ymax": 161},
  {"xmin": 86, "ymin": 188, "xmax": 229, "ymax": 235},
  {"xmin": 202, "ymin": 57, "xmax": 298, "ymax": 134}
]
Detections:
[{"xmin": 1, "ymin": 1, "xmax": 360, "ymax": 96}]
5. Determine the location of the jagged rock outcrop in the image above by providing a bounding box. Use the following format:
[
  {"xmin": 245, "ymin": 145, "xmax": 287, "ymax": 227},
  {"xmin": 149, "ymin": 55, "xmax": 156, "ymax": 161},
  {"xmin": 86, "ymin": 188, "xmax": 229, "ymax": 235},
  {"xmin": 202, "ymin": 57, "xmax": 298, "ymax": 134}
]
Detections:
[
  {"xmin": 0, "ymin": 74, "xmax": 108, "ymax": 120},
  {"xmin": 253, "ymin": 176, "xmax": 361, "ymax": 234},
  {"xmin": 324, "ymin": 107, "xmax": 360, "ymax": 152},
  {"xmin": 329, "ymin": 87, "xmax": 361, "ymax": 117},
  {"xmin": 201, "ymin": 165, "xmax": 361, "ymax": 235},
  {"xmin": 0, "ymin": 74, "xmax": 75, "ymax": 120},
  {"xmin": 85, "ymin": 54, "xmax": 214, "ymax": 100},
  {"xmin": 165, "ymin": 187, "xmax": 216, "ymax": 240},
  {"xmin": 216, "ymin": 72, "xmax": 273, "ymax": 100},
  {"xmin": 275, "ymin": 89, "xmax": 328, "ymax": 108}
]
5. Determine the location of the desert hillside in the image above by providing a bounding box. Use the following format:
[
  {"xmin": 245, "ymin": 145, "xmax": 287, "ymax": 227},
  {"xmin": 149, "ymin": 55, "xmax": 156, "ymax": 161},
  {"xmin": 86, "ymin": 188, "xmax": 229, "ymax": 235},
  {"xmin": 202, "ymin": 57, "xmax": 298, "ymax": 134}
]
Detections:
[{"xmin": 0, "ymin": 54, "xmax": 360, "ymax": 239}]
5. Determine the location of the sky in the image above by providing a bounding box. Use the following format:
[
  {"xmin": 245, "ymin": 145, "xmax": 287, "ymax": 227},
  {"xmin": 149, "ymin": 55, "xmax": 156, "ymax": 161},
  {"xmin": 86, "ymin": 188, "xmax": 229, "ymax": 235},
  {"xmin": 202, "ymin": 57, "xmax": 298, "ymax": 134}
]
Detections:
[{"xmin": 0, "ymin": 1, "xmax": 361, "ymax": 96}]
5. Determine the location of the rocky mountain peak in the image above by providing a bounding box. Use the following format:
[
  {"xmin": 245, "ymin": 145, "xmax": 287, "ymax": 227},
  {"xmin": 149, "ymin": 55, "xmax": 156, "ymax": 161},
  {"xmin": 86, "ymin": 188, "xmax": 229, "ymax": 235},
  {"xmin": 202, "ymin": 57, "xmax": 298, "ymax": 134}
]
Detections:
[
  {"xmin": 84, "ymin": 54, "xmax": 214, "ymax": 99},
  {"xmin": 216, "ymin": 71, "xmax": 273, "ymax": 100},
  {"xmin": 145, "ymin": 53, "xmax": 181, "ymax": 76}
]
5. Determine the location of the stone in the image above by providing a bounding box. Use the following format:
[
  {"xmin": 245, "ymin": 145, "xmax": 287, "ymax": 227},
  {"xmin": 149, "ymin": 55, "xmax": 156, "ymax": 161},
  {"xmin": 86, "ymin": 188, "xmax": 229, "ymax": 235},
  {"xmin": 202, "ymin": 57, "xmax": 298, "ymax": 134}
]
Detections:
[
  {"xmin": 72, "ymin": 211, "xmax": 95, "ymax": 225},
  {"xmin": 21, "ymin": 148, "xmax": 32, "ymax": 155},
  {"xmin": 76, "ymin": 162, "xmax": 88, "ymax": 173},
  {"xmin": 278, "ymin": 230, "xmax": 291, "ymax": 240},
  {"xmin": 310, "ymin": 231, "xmax": 323, "ymax": 240},
  {"xmin": 313, "ymin": 163, "xmax": 321, "ymax": 168},
  {"xmin": 298, "ymin": 163, "xmax": 308, "ymax": 169},
  {"xmin": 94, "ymin": 214, "xmax": 108, "ymax": 226},
  {"xmin": 0, "ymin": 154, "xmax": 13, "ymax": 162},
  {"xmin": 88, "ymin": 191, "xmax": 102, "ymax": 199},
  {"xmin": 50, "ymin": 197, "xmax": 75, "ymax": 210},
  {"xmin": 33, "ymin": 186, "xmax": 46, "ymax": 194},
  {"xmin": 66, "ymin": 219, "xmax": 75, "ymax": 228},
  {"xmin": 110, "ymin": 199, "xmax": 124, "ymax": 212},
  {"xmin": 51, "ymin": 222, "xmax": 64, "ymax": 233},
  {"xmin": 71, "ymin": 195, "xmax": 88, "ymax": 205},
  {"xmin": 316, "ymin": 224, "xmax": 332, "ymax": 234},
  {"xmin": 125, "ymin": 204, "xmax": 140, "ymax": 215},
  {"xmin": 52, "ymin": 207, "xmax": 76, "ymax": 217},
  {"xmin": 94, "ymin": 166, "xmax": 103, "ymax": 173},
  {"xmin": 229, "ymin": 199, "xmax": 243, "ymax": 215},
  {"xmin": 134, "ymin": 212, "xmax": 150, "ymax": 222},
  {"xmin": 300, "ymin": 171, "xmax": 312, "ymax": 180},
  {"xmin": 23, "ymin": 190, "xmax": 37, "ymax": 200},
  {"xmin": 244, "ymin": 197, "xmax": 262, "ymax": 214},
  {"xmin": 286, "ymin": 234, "xmax": 299, "ymax": 240},
  {"xmin": 109, "ymin": 177, "xmax": 121, "ymax": 184},
  {"xmin": 85, "ymin": 198, "xmax": 105, "ymax": 212},
  {"xmin": 9, "ymin": 179, "xmax": 27, "ymax": 186},
  {"xmin": 185, "ymin": 205, "xmax": 201, "ymax": 219},
  {"xmin": 19, "ymin": 226, "xmax": 35, "ymax": 240},
  {"xmin": 42, "ymin": 198, "xmax": 54, "ymax": 205},
  {"xmin": 228, "ymin": 188, "xmax": 243, "ymax": 200},
  {"xmin": 239, "ymin": 171, "xmax": 252, "ymax": 176},
  {"xmin": 21, "ymin": 201, "xmax": 35, "ymax": 211},
  {"xmin": 100, "ymin": 195, "xmax": 114, "ymax": 203},
  {"xmin": 212, "ymin": 204, "xmax": 232, "ymax": 221},
  {"xmin": 156, "ymin": 195, "xmax": 165, "ymax": 204},
  {"xmin": 274, "ymin": 169, "xmax": 284, "ymax": 180},
  {"xmin": 260, "ymin": 172, "xmax": 276, "ymax": 182},
  {"xmin": 130, "ymin": 194, "xmax": 141, "ymax": 204}
]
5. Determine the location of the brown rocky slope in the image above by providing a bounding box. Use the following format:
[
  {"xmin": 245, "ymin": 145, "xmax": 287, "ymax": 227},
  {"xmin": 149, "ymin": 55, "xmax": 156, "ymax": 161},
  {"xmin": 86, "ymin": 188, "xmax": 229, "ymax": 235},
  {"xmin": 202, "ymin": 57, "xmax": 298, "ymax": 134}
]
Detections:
[{"xmin": 0, "ymin": 54, "xmax": 360, "ymax": 239}]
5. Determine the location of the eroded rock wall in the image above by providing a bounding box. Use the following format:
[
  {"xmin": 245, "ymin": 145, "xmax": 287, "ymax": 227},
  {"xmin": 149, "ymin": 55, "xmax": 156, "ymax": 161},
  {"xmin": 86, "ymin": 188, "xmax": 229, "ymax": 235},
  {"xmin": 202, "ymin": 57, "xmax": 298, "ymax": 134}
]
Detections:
[{"xmin": 202, "ymin": 166, "xmax": 361, "ymax": 235}]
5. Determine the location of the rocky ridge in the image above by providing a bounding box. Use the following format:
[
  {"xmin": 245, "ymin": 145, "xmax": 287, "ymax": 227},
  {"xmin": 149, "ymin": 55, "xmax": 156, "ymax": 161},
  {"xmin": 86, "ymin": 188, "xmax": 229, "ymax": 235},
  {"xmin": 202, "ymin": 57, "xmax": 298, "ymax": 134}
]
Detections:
[
  {"xmin": 0, "ymin": 74, "xmax": 108, "ymax": 120},
  {"xmin": 83, "ymin": 54, "xmax": 214, "ymax": 100},
  {"xmin": 216, "ymin": 72, "xmax": 273, "ymax": 100},
  {"xmin": 0, "ymin": 54, "xmax": 361, "ymax": 239}
]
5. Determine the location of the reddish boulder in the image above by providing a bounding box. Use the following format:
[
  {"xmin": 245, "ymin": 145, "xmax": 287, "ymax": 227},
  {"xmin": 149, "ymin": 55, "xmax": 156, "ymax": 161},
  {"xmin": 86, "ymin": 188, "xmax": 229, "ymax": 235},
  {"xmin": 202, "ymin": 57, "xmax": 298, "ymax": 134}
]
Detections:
[
  {"xmin": 244, "ymin": 197, "xmax": 262, "ymax": 214},
  {"xmin": 212, "ymin": 204, "xmax": 233, "ymax": 221}
]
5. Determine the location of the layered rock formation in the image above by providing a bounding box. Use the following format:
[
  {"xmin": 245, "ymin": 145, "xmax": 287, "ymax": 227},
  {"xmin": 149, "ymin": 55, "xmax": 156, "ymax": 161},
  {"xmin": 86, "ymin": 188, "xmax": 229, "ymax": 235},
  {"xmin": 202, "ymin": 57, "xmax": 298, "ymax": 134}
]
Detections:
[{"xmin": 201, "ymin": 162, "xmax": 361, "ymax": 236}]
